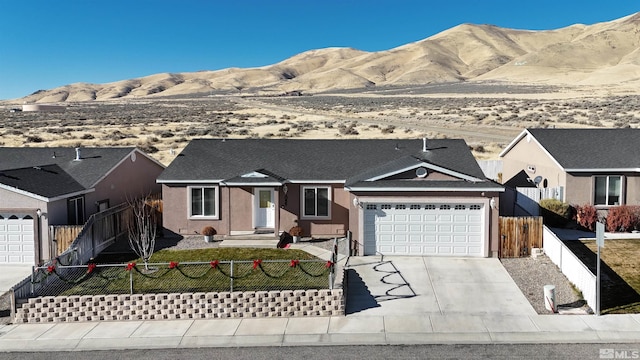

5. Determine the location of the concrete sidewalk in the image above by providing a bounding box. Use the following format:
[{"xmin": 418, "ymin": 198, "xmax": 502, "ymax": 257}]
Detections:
[
  {"xmin": 1, "ymin": 241, "xmax": 639, "ymax": 352},
  {"xmin": 0, "ymin": 313, "xmax": 640, "ymax": 351}
]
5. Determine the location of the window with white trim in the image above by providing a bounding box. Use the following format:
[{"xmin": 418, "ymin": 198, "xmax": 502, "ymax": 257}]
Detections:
[
  {"xmin": 302, "ymin": 186, "xmax": 331, "ymax": 218},
  {"xmin": 594, "ymin": 175, "xmax": 623, "ymax": 206},
  {"xmin": 189, "ymin": 186, "xmax": 218, "ymax": 218}
]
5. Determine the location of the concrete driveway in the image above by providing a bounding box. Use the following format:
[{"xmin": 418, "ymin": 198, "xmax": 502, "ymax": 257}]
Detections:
[
  {"xmin": 345, "ymin": 256, "xmax": 536, "ymax": 317},
  {"xmin": 0, "ymin": 265, "xmax": 32, "ymax": 293}
]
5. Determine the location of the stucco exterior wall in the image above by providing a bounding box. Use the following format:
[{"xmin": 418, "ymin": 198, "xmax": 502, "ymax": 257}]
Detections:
[
  {"xmin": 229, "ymin": 187, "xmax": 255, "ymax": 232},
  {"xmin": 162, "ymin": 184, "xmax": 228, "ymax": 236},
  {"xmin": 91, "ymin": 150, "xmax": 163, "ymax": 211},
  {"xmin": 566, "ymin": 172, "xmax": 640, "ymax": 207},
  {"xmin": 501, "ymin": 136, "xmax": 567, "ymax": 193},
  {"xmin": 163, "ymin": 183, "xmax": 351, "ymax": 238},
  {"xmin": 627, "ymin": 176, "xmax": 640, "ymax": 205},
  {"xmin": 565, "ymin": 174, "xmax": 592, "ymax": 205}
]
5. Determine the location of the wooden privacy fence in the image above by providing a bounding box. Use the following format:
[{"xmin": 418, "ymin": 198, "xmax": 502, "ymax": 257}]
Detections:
[
  {"xmin": 49, "ymin": 225, "xmax": 83, "ymax": 256},
  {"xmin": 499, "ymin": 216, "xmax": 543, "ymax": 258}
]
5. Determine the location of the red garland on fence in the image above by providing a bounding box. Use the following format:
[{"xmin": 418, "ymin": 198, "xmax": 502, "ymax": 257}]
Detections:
[
  {"xmin": 326, "ymin": 260, "xmax": 333, "ymax": 268},
  {"xmin": 252, "ymin": 259, "xmax": 262, "ymax": 269},
  {"xmin": 290, "ymin": 259, "xmax": 299, "ymax": 268},
  {"xmin": 125, "ymin": 262, "xmax": 136, "ymax": 271},
  {"xmin": 169, "ymin": 261, "xmax": 179, "ymax": 269},
  {"xmin": 87, "ymin": 263, "xmax": 96, "ymax": 274},
  {"xmin": 210, "ymin": 260, "xmax": 219, "ymax": 269},
  {"xmin": 47, "ymin": 265, "xmax": 55, "ymax": 274}
]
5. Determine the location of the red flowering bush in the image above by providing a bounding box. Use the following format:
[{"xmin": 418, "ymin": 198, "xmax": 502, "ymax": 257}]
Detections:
[
  {"xmin": 575, "ymin": 204, "xmax": 599, "ymax": 231},
  {"xmin": 605, "ymin": 205, "xmax": 640, "ymax": 232}
]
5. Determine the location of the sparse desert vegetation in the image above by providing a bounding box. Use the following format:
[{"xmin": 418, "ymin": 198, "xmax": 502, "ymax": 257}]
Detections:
[{"xmin": 2, "ymin": 84, "xmax": 640, "ymax": 165}]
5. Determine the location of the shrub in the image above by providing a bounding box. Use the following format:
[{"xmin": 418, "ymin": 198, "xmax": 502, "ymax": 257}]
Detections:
[
  {"xmin": 539, "ymin": 199, "xmax": 573, "ymax": 228},
  {"xmin": 289, "ymin": 226, "xmax": 303, "ymax": 236},
  {"xmin": 605, "ymin": 206, "xmax": 640, "ymax": 232},
  {"xmin": 25, "ymin": 135, "xmax": 44, "ymax": 143},
  {"xmin": 201, "ymin": 226, "xmax": 216, "ymax": 236},
  {"xmin": 540, "ymin": 199, "xmax": 571, "ymax": 218},
  {"xmin": 134, "ymin": 141, "xmax": 158, "ymax": 154},
  {"xmin": 575, "ymin": 204, "xmax": 598, "ymax": 231}
]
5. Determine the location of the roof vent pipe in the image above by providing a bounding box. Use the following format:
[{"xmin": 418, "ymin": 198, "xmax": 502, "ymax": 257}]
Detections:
[
  {"xmin": 75, "ymin": 147, "xmax": 81, "ymax": 161},
  {"xmin": 422, "ymin": 138, "xmax": 428, "ymax": 152}
]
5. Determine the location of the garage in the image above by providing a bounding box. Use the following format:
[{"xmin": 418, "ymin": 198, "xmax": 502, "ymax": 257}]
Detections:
[
  {"xmin": 0, "ymin": 214, "xmax": 36, "ymax": 264},
  {"xmin": 363, "ymin": 203, "xmax": 485, "ymax": 256}
]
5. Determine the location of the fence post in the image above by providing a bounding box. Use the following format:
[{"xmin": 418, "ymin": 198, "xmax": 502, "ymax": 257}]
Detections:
[
  {"xmin": 129, "ymin": 269, "xmax": 133, "ymax": 295},
  {"xmin": 30, "ymin": 266, "xmax": 35, "ymax": 295},
  {"xmin": 10, "ymin": 289, "xmax": 16, "ymax": 322},
  {"xmin": 230, "ymin": 260, "xmax": 234, "ymax": 292}
]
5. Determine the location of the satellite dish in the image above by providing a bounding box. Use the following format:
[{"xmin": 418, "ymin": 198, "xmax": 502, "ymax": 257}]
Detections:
[{"xmin": 533, "ymin": 176, "xmax": 543, "ymax": 186}]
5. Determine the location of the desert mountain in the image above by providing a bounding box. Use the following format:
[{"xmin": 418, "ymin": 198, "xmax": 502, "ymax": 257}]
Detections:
[{"xmin": 20, "ymin": 12, "xmax": 640, "ymax": 102}]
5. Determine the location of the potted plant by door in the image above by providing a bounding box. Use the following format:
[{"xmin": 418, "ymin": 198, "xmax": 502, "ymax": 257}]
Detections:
[
  {"xmin": 202, "ymin": 226, "xmax": 216, "ymax": 243},
  {"xmin": 289, "ymin": 226, "xmax": 303, "ymax": 243}
]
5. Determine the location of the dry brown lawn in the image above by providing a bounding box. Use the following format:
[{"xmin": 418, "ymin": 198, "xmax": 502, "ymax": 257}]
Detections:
[{"xmin": 565, "ymin": 239, "xmax": 640, "ymax": 313}]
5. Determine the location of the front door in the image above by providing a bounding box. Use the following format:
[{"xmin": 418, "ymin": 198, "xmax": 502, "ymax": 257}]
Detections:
[{"xmin": 254, "ymin": 188, "xmax": 275, "ymax": 229}]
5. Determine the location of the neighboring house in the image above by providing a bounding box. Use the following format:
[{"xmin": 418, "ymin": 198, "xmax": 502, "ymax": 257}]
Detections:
[
  {"xmin": 500, "ymin": 128, "xmax": 640, "ymax": 209},
  {"xmin": 0, "ymin": 147, "xmax": 165, "ymax": 265},
  {"xmin": 158, "ymin": 138, "xmax": 504, "ymax": 257}
]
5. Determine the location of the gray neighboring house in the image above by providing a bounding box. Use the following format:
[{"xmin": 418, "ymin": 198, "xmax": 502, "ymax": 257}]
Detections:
[
  {"xmin": 500, "ymin": 128, "xmax": 640, "ymax": 209},
  {"xmin": 0, "ymin": 147, "xmax": 165, "ymax": 265},
  {"xmin": 158, "ymin": 138, "xmax": 504, "ymax": 257}
]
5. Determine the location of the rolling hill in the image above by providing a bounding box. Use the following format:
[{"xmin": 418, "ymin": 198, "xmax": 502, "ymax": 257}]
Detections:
[{"xmin": 19, "ymin": 12, "xmax": 640, "ymax": 102}]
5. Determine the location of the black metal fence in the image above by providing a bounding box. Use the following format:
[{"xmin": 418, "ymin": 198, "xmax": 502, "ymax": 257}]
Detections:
[
  {"xmin": 27, "ymin": 259, "xmax": 336, "ymax": 296},
  {"xmin": 10, "ymin": 203, "xmax": 130, "ymax": 315},
  {"xmin": 10, "ymin": 235, "xmax": 348, "ymax": 319}
]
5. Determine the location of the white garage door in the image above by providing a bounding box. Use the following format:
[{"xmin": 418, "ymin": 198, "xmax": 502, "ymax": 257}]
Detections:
[
  {"xmin": 364, "ymin": 203, "xmax": 485, "ymax": 256},
  {"xmin": 0, "ymin": 215, "xmax": 35, "ymax": 264}
]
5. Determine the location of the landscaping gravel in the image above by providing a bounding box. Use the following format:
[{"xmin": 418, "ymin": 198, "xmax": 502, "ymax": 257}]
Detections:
[{"xmin": 501, "ymin": 255, "xmax": 591, "ymax": 314}]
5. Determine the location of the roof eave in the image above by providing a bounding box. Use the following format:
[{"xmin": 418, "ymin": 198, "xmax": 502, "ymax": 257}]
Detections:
[
  {"xmin": 345, "ymin": 186, "xmax": 505, "ymax": 192},
  {"xmin": 0, "ymin": 183, "xmax": 95, "ymax": 202},
  {"xmin": 366, "ymin": 161, "xmax": 483, "ymax": 183},
  {"xmin": 221, "ymin": 182, "xmax": 284, "ymax": 186},
  {"xmin": 565, "ymin": 168, "xmax": 640, "ymax": 173},
  {"xmin": 157, "ymin": 179, "xmax": 223, "ymax": 184}
]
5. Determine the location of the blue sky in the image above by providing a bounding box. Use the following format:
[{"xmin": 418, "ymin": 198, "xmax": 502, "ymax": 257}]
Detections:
[{"xmin": 1, "ymin": 1, "xmax": 638, "ymax": 100}]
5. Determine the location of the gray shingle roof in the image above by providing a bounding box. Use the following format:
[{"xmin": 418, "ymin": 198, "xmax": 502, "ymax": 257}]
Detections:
[
  {"xmin": 0, "ymin": 164, "xmax": 86, "ymax": 198},
  {"xmin": 158, "ymin": 138, "xmax": 489, "ymax": 183},
  {"xmin": 527, "ymin": 128, "xmax": 640, "ymax": 170},
  {"xmin": 0, "ymin": 147, "xmax": 136, "ymax": 198}
]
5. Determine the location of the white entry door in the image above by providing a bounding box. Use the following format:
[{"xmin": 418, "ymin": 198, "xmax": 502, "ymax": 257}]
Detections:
[
  {"xmin": 0, "ymin": 215, "xmax": 36, "ymax": 264},
  {"xmin": 254, "ymin": 188, "xmax": 275, "ymax": 228},
  {"xmin": 364, "ymin": 203, "xmax": 485, "ymax": 257}
]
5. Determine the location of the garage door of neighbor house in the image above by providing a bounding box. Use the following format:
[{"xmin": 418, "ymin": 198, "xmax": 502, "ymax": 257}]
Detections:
[
  {"xmin": 363, "ymin": 203, "xmax": 485, "ymax": 256},
  {"xmin": 0, "ymin": 215, "xmax": 35, "ymax": 264}
]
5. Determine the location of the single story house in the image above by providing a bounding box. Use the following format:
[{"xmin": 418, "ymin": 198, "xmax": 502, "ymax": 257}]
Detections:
[
  {"xmin": 158, "ymin": 138, "xmax": 504, "ymax": 257},
  {"xmin": 500, "ymin": 128, "xmax": 640, "ymax": 209},
  {"xmin": 0, "ymin": 147, "xmax": 165, "ymax": 265}
]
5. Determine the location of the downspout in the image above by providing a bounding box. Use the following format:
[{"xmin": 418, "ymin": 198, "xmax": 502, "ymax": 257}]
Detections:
[
  {"xmin": 34, "ymin": 209, "xmax": 41, "ymax": 265},
  {"xmin": 227, "ymin": 187, "xmax": 231, "ymax": 235}
]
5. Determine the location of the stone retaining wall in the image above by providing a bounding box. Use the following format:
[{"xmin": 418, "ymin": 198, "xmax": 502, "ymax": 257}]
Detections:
[{"xmin": 14, "ymin": 289, "xmax": 344, "ymax": 323}]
